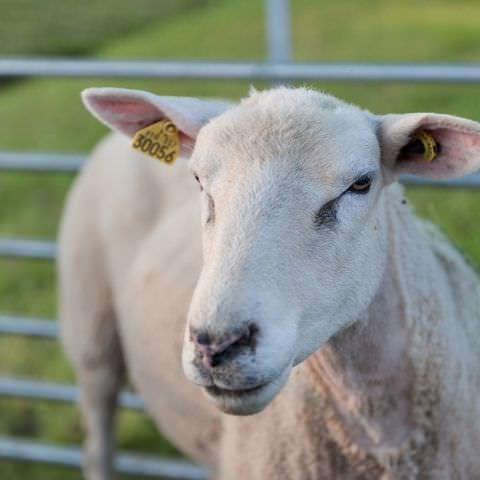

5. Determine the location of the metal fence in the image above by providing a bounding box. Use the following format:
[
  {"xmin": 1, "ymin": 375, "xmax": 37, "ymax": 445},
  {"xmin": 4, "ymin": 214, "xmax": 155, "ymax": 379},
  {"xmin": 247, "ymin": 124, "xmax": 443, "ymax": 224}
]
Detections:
[{"xmin": 1, "ymin": 0, "xmax": 479, "ymax": 478}]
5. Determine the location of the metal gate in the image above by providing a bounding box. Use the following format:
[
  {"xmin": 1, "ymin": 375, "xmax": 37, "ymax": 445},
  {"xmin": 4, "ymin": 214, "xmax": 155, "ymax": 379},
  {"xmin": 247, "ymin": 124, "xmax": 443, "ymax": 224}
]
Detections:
[{"xmin": 0, "ymin": 0, "xmax": 479, "ymax": 477}]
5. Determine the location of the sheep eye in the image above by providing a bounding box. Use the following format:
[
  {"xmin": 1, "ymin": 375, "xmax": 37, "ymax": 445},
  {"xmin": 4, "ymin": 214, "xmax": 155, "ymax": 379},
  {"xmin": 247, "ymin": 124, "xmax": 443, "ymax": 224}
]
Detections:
[
  {"xmin": 205, "ymin": 193, "xmax": 215, "ymax": 225},
  {"xmin": 193, "ymin": 173, "xmax": 203, "ymax": 191},
  {"xmin": 348, "ymin": 175, "xmax": 372, "ymax": 194}
]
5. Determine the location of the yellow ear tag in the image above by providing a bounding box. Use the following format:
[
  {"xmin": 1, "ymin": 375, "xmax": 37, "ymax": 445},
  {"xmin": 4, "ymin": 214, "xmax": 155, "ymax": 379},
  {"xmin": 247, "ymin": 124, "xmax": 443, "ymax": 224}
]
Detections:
[
  {"xmin": 412, "ymin": 130, "xmax": 438, "ymax": 162},
  {"xmin": 131, "ymin": 119, "xmax": 180, "ymax": 164}
]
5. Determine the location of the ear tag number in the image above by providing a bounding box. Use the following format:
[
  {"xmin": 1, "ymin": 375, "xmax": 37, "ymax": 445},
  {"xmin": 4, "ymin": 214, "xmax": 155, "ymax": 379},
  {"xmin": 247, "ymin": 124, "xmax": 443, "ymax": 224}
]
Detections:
[
  {"xmin": 131, "ymin": 120, "xmax": 180, "ymax": 164},
  {"xmin": 412, "ymin": 130, "xmax": 438, "ymax": 162}
]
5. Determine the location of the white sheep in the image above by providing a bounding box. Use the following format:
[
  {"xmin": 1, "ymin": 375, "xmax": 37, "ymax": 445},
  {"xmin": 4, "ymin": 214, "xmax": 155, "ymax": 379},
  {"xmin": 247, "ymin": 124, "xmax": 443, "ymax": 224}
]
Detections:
[{"xmin": 59, "ymin": 86, "xmax": 480, "ymax": 479}]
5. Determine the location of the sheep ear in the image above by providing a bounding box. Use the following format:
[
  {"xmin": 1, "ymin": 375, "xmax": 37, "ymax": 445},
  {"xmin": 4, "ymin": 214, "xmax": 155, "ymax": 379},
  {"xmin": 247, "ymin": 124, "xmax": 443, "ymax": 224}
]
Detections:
[
  {"xmin": 378, "ymin": 112, "xmax": 480, "ymax": 180},
  {"xmin": 81, "ymin": 87, "xmax": 232, "ymax": 155}
]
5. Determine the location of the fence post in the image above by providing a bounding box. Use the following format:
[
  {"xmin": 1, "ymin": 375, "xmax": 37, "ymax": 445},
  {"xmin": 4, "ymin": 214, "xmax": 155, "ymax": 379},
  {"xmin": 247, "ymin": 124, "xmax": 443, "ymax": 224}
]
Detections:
[{"xmin": 265, "ymin": 0, "xmax": 291, "ymax": 86}]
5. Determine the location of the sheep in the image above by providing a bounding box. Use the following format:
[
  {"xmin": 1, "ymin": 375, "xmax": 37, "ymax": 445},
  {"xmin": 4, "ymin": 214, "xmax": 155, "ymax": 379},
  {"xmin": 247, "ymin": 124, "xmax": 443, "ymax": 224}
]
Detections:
[{"xmin": 59, "ymin": 86, "xmax": 480, "ymax": 480}]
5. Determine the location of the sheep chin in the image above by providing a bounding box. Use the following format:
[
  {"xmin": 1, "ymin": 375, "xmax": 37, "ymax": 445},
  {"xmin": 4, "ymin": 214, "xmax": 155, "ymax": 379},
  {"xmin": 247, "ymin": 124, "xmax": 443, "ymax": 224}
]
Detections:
[{"xmin": 202, "ymin": 365, "xmax": 292, "ymax": 416}]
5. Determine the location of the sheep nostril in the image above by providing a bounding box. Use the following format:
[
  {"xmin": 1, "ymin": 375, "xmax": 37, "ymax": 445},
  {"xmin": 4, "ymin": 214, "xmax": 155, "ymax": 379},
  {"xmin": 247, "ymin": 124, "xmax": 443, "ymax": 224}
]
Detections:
[
  {"xmin": 208, "ymin": 354, "xmax": 221, "ymax": 368},
  {"xmin": 195, "ymin": 331, "xmax": 210, "ymax": 346},
  {"xmin": 235, "ymin": 323, "xmax": 259, "ymax": 349},
  {"xmin": 193, "ymin": 324, "xmax": 260, "ymax": 369}
]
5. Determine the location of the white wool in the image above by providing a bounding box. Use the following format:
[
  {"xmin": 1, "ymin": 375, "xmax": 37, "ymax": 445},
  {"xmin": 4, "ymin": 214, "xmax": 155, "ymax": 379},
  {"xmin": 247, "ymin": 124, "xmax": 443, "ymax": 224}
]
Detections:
[{"xmin": 60, "ymin": 86, "xmax": 480, "ymax": 479}]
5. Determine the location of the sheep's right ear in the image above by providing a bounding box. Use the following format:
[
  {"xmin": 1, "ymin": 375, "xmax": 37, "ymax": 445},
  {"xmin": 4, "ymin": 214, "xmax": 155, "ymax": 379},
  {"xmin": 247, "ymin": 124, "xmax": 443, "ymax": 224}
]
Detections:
[{"xmin": 81, "ymin": 87, "xmax": 233, "ymax": 156}]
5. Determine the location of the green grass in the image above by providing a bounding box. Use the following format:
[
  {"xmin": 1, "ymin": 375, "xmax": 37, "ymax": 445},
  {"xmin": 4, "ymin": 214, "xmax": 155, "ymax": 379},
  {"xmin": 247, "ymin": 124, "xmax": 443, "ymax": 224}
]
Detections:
[
  {"xmin": 0, "ymin": 0, "xmax": 479, "ymax": 478},
  {"xmin": 0, "ymin": 0, "xmax": 208, "ymax": 56},
  {"xmin": 293, "ymin": 0, "xmax": 480, "ymax": 62}
]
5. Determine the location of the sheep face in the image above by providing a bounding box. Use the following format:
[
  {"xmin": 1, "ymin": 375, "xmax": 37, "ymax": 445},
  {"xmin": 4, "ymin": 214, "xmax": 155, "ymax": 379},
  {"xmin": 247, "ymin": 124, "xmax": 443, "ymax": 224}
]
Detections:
[
  {"xmin": 81, "ymin": 86, "xmax": 480, "ymax": 416},
  {"xmin": 183, "ymin": 89, "xmax": 389, "ymax": 415}
]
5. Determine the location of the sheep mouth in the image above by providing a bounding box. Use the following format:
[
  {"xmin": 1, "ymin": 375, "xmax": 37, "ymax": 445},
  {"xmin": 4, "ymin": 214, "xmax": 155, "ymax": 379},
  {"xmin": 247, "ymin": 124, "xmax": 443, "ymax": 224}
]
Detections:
[
  {"xmin": 204, "ymin": 382, "xmax": 269, "ymax": 399},
  {"xmin": 201, "ymin": 366, "xmax": 292, "ymax": 415}
]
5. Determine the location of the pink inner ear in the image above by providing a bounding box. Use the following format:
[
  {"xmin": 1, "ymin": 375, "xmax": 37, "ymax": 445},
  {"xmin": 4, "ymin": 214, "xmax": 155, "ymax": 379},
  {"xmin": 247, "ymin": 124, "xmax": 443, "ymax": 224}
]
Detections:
[
  {"xmin": 398, "ymin": 127, "xmax": 480, "ymax": 179},
  {"xmin": 90, "ymin": 96, "xmax": 196, "ymax": 155},
  {"xmin": 99, "ymin": 100, "xmax": 152, "ymax": 115},
  {"xmin": 91, "ymin": 98, "xmax": 164, "ymax": 135}
]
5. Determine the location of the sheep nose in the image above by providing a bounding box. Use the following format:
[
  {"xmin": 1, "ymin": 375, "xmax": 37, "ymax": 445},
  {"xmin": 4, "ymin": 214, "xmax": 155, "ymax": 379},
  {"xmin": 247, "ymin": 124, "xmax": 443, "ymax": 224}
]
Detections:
[{"xmin": 192, "ymin": 324, "xmax": 258, "ymax": 369}]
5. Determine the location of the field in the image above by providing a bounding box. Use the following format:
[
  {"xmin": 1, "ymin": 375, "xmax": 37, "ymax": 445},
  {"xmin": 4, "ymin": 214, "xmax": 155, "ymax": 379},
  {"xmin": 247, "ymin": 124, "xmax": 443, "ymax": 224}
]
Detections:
[{"xmin": 0, "ymin": 0, "xmax": 479, "ymax": 478}]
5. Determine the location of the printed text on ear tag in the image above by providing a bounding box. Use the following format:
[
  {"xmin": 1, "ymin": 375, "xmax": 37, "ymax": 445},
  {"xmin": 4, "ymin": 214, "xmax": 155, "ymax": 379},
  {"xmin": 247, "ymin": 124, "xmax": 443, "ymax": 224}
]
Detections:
[{"xmin": 131, "ymin": 120, "xmax": 180, "ymax": 164}]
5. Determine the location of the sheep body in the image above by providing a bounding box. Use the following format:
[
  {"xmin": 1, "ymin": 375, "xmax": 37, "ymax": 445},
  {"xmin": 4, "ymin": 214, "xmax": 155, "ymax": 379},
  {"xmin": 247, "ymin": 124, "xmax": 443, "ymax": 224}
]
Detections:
[{"xmin": 59, "ymin": 88, "xmax": 480, "ymax": 479}]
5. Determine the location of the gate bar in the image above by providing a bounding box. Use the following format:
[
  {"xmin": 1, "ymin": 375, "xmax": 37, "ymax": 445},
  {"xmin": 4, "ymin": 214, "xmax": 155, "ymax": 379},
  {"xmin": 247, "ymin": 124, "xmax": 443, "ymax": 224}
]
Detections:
[
  {"xmin": 401, "ymin": 172, "xmax": 480, "ymax": 188},
  {"xmin": 3, "ymin": 58, "xmax": 480, "ymax": 82},
  {"xmin": 0, "ymin": 438, "xmax": 207, "ymax": 479},
  {"xmin": 0, "ymin": 151, "xmax": 84, "ymax": 172},
  {"xmin": 0, "ymin": 377, "xmax": 145, "ymax": 410},
  {"xmin": 0, "ymin": 238, "xmax": 56, "ymax": 260},
  {"xmin": 0, "ymin": 315, "xmax": 58, "ymax": 338},
  {"xmin": 266, "ymin": 0, "xmax": 291, "ymax": 64}
]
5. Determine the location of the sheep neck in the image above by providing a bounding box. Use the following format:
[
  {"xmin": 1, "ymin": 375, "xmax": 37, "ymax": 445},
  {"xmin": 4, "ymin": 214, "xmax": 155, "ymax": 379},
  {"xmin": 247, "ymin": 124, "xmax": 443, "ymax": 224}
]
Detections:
[{"xmin": 305, "ymin": 188, "xmax": 418, "ymax": 456}]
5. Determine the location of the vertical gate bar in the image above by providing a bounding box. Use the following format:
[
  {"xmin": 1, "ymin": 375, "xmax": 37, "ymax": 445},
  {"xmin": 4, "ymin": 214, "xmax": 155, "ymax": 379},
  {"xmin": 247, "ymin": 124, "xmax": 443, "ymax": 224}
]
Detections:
[{"xmin": 265, "ymin": 0, "xmax": 292, "ymax": 87}]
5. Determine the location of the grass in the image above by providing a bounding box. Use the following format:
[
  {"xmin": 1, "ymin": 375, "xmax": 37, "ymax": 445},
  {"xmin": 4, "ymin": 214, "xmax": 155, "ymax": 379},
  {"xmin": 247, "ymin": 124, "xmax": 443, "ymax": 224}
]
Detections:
[
  {"xmin": 0, "ymin": 0, "xmax": 208, "ymax": 56},
  {"xmin": 0, "ymin": 0, "xmax": 479, "ymax": 478}
]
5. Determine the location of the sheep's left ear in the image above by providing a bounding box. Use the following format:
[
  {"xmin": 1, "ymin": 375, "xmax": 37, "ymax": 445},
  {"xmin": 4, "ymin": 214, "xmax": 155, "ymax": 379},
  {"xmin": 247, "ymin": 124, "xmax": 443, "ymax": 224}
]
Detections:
[{"xmin": 378, "ymin": 112, "xmax": 480, "ymax": 180}]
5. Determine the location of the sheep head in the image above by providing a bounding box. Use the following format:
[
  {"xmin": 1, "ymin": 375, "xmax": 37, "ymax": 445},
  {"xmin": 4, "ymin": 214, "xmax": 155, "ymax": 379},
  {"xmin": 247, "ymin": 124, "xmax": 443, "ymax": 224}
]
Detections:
[{"xmin": 82, "ymin": 86, "xmax": 480, "ymax": 415}]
